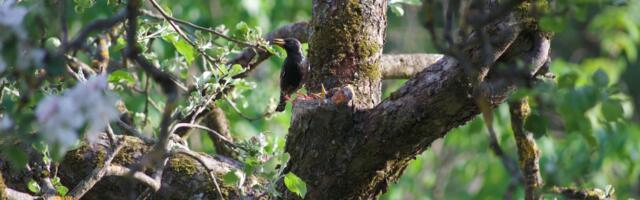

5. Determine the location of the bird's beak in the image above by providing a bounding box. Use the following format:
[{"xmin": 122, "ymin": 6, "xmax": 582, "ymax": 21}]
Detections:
[{"xmin": 271, "ymin": 38, "xmax": 285, "ymax": 46}]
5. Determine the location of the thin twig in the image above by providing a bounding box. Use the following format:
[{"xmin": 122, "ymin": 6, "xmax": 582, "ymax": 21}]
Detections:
[
  {"xmin": 143, "ymin": 76, "xmax": 150, "ymax": 127},
  {"xmin": 170, "ymin": 123, "xmax": 245, "ymax": 152},
  {"xmin": 146, "ymin": 0, "xmax": 220, "ymax": 64},
  {"xmin": 65, "ymin": 54, "xmax": 97, "ymax": 75},
  {"xmin": 143, "ymin": 1, "xmax": 261, "ymax": 49},
  {"xmin": 224, "ymin": 96, "xmax": 269, "ymax": 121},
  {"xmin": 116, "ymin": 119, "xmax": 154, "ymax": 143}
]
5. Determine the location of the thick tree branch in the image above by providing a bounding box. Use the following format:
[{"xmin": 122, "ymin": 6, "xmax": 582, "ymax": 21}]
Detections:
[
  {"xmin": 63, "ymin": 9, "xmax": 127, "ymax": 52},
  {"xmin": 5, "ymin": 188, "xmax": 35, "ymax": 200},
  {"xmin": 103, "ymin": 165, "xmax": 161, "ymax": 191},
  {"xmin": 52, "ymin": 135, "xmax": 250, "ymax": 199},
  {"xmin": 379, "ymin": 54, "xmax": 444, "ymax": 79}
]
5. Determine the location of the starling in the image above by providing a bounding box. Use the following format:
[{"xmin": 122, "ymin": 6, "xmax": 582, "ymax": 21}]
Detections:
[{"xmin": 272, "ymin": 38, "xmax": 305, "ymax": 112}]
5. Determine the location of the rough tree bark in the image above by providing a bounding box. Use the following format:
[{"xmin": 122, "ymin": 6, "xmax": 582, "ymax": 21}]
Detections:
[{"xmin": 280, "ymin": 0, "xmax": 546, "ymax": 199}]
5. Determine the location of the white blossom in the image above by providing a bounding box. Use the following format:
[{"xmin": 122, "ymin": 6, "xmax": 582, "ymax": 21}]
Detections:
[{"xmin": 36, "ymin": 75, "xmax": 119, "ymax": 151}]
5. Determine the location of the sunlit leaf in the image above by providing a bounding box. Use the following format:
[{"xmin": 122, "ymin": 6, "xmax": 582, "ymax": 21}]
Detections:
[
  {"xmin": 27, "ymin": 179, "xmax": 40, "ymax": 193},
  {"xmin": 108, "ymin": 70, "xmax": 135, "ymax": 85},
  {"xmin": 284, "ymin": 172, "xmax": 307, "ymax": 198},
  {"xmin": 56, "ymin": 185, "xmax": 69, "ymax": 196},
  {"xmin": 389, "ymin": 4, "xmax": 404, "ymax": 16}
]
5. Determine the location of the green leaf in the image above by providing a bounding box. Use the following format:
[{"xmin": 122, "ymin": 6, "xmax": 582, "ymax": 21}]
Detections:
[
  {"xmin": 5, "ymin": 147, "xmax": 28, "ymax": 169},
  {"xmin": 284, "ymin": 172, "xmax": 307, "ymax": 198},
  {"xmin": 234, "ymin": 21, "xmax": 250, "ymax": 40},
  {"xmin": 592, "ymin": 69, "xmax": 609, "ymax": 87},
  {"xmin": 228, "ymin": 64, "xmax": 246, "ymax": 77},
  {"xmin": 173, "ymin": 39, "xmax": 196, "ymax": 65},
  {"xmin": 557, "ymin": 72, "xmax": 578, "ymax": 89},
  {"xmin": 389, "ymin": 4, "xmax": 405, "ymax": 16},
  {"xmin": 223, "ymin": 171, "xmax": 239, "ymax": 185},
  {"xmin": 539, "ymin": 16, "xmax": 566, "ymax": 32},
  {"xmin": 601, "ymin": 99, "xmax": 624, "ymax": 121},
  {"xmin": 163, "ymin": 34, "xmax": 196, "ymax": 65},
  {"xmin": 108, "ymin": 70, "xmax": 136, "ymax": 85},
  {"xmin": 55, "ymin": 185, "xmax": 69, "ymax": 196},
  {"xmin": 223, "ymin": 170, "xmax": 244, "ymax": 187},
  {"xmin": 52, "ymin": 177, "xmax": 61, "ymax": 185},
  {"xmin": 27, "ymin": 179, "xmax": 40, "ymax": 193},
  {"xmin": 525, "ymin": 113, "xmax": 549, "ymax": 138},
  {"xmin": 236, "ymin": 21, "xmax": 250, "ymax": 33},
  {"xmin": 113, "ymin": 37, "xmax": 127, "ymax": 52}
]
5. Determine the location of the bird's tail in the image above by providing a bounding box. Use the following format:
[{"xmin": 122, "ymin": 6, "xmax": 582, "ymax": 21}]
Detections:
[{"xmin": 275, "ymin": 93, "xmax": 287, "ymax": 112}]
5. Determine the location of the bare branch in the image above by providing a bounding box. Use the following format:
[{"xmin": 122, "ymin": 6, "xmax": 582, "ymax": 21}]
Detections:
[
  {"xmin": 104, "ymin": 165, "xmax": 161, "ymax": 191},
  {"xmin": 379, "ymin": 54, "xmax": 444, "ymax": 79},
  {"xmin": 5, "ymin": 188, "xmax": 36, "ymax": 200},
  {"xmin": 141, "ymin": 4, "xmax": 262, "ymax": 49},
  {"xmin": 170, "ymin": 123, "xmax": 246, "ymax": 152},
  {"xmin": 509, "ymin": 98, "xmax": 542, "ymax": 200},
  {"xmin": 479, "ymin": 101, "xmax": 522, "ymax": 199},
  {"xmin": 146, "ymin": 0, "xmax": 222, "ymax": 64}
]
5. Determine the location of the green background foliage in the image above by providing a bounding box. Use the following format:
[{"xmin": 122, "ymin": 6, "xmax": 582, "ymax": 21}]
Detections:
[{"xmin": 1, "ymin": 0, "xmax": 639, "ymax": 199}]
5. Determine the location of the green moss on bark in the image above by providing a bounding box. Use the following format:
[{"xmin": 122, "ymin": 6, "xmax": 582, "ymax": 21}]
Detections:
[
  {"xmin": 167, "ymin": 154, "xmax": 198, "ymax": 176},
  {"xmin": 309, "ymin": 0, "xmax": 382, "ymax": 85}
]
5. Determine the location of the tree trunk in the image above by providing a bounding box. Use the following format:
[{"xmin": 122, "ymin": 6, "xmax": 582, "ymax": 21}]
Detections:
[
  {"xmin": 280, "ymin": 1, "xmax": 541, "ymax": 199},
  {"xmin": 306, "ymin": 0, "xmax": 386, "ymax": 109}
]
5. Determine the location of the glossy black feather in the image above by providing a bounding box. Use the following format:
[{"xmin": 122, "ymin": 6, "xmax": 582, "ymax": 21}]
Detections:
[{"xmin": 276, "ymin": 38, "xmax": 305, "ymax": 112}]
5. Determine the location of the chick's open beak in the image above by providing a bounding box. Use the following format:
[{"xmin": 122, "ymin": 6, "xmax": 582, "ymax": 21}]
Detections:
[{"xmin": 271, "ymin": 38, "xmax": 285, "ymax": 46}]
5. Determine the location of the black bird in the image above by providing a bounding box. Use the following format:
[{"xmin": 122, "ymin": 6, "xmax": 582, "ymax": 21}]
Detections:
[{"xmin": 272, "ymin": 38, "xmax": 305, "ymax": 112}]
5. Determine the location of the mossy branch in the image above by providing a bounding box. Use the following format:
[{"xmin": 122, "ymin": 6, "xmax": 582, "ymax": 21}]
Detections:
[{"xmin": 509, "ymin": 97, "xmax": 543, "ymax": 200}]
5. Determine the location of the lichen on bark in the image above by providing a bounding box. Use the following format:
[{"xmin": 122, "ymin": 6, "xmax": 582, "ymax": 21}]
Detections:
[{"xmin": 307, "ymin": 0, "xmax": 386, "ymax": 109}]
